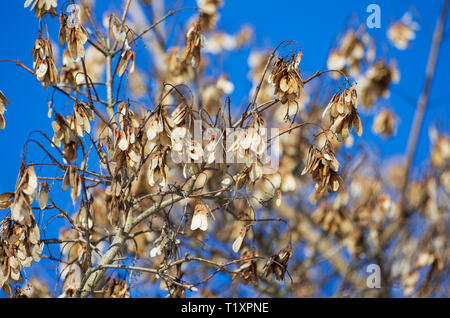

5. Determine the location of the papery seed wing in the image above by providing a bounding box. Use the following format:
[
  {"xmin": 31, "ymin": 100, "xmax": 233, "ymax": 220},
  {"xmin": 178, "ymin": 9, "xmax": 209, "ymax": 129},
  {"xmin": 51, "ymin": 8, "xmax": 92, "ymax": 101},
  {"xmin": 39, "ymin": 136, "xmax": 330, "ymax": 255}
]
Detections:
[
  {"xmin": 279, "ymin": 77, "xmax": 289, "ymax": 92},
  {"xmin": 24, "ymin": 0, "xmax": 34, "ymax": 8},
  {"xmin": 301, "ymin": 146, "xmax": 314, "ymax": 175},
  {"xmin": 29, "ymin": 224, "xmax": 40, "ymax": 244},
  {"xmin": 341, "ymin": 119, "xmax": 350, "ymax": 139},
  {"xmin": 117, "ymin": 57, "xmax": 128, "ymax": 77},
  {"xmin": 36, "ymin": 62, "xmax": 48, "ymax": 79},
  {"xmin": 129, "ymin": 52, "xmax": 135, "ymax": 73},
  {"xmin": 0, "ymin": 192, "xmax": 14, "ymax": 209},
  {"xmin": 232, "ymin": 233, "xmax": 244, "ymax": 253},
  {"xmin": 118, "ymin": 131, "xmax": 129, "ymax": 151},
  {"xmin": 199, "ymin": 213, "xmax": 208, "ymax": 231},
  {"xmin": 38, "ymin": 182, "xmax": 49, "ymax": 209},
  {"xmin": 190, "ymin": 213, "xmax": 201, "ymax": 231},
  {"xmin": 352, "ymin": 113, "xmax": 363, "ymax": 136},
  {"xmin": 150, "ymin": 246, "xmax": 161, "ymax": 258},
  {"xmin": 62, "ymin": 168, "xmax": 70, "ymax": 192}
]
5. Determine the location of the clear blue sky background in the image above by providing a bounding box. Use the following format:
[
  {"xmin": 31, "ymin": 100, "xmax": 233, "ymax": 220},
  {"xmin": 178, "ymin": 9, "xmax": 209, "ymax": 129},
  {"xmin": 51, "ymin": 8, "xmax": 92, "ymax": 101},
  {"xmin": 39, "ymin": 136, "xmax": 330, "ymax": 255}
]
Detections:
[{"xmin": 0, "ymin": 0, "xmax": 448, "ymax": 297}]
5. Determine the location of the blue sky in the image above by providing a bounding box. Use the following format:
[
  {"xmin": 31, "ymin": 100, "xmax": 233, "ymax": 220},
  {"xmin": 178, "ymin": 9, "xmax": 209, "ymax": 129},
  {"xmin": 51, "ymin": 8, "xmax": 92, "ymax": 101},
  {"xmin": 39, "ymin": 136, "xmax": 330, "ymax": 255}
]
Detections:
[
  {"xmin": 0, "ymin": 0, "xmax": 448, "ymax": 297},
  {"xmin": 1, "ymin": 0, "xmax": 448, "ymax": 196}
]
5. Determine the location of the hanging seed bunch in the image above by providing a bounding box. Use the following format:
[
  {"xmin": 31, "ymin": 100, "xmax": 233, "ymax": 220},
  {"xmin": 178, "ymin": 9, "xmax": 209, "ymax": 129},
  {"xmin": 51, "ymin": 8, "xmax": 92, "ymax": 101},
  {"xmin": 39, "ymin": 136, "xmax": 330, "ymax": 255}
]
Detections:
[
  {"xmin": 149, "ymin": 224, "xmax": 180, "ymax": 259},
  {"xmin": 301, "ymin": 143, "xmax": 343, "ymax": 194},
  {"xmin": 61, "ymin": 165, "xmax": 83, "ymax": 206},
  {"xmin": 32, "ymin": 39, "xmax": 59, "ymax": 88},
  {"xmin": 111, "ymin": 14, "xmax": 136, "ymax": 78},
  {"xmin": 0, "ymin": 90, "xmax": 10, "ymax": 130},
  {"xmin": 104, "ymin": 279, "xmax": 130, "ymax": 298},
  {"xmin": 72, "ymin": 101, "xmax": 95, "ymax": 137},
  {"xmin": 51, "ymin": 113, "xmax": 80, "ymax": 162},
  {"xmin": 0, "ymin": 166, "xmax": 44, "ymax": 296},
  {"xmin": 146, "ymin": 108, "xmax": 172, "ymax": 151},
  {"xmin": 107, "ymin": 103, "xmax": 142, "ymax": 175},
  {"xmin": 59, "ymin": 50, "xmax": 84, "ymax": 88},
  {"xmin": 312, "ymin": 203, "xmax": 353, "ymax": 235},
  {"xmin": 232, "ymin": 248, "xmax": 258, "ymax": 286},
  {"xmin": 227, "ymin": 113, "xmax": 268, "ymax": 184},
  {"xmin": 170, "ymin": 101, "xmax": 204, "ymax": 167},
  {"xmin": 327, "ymin": 28, "xmax": 374, "ymax": 78},
  {"xmin": 263, "ymin": 247, "xmax": 293, "ymax": 281},
  {"xmin": 165, "ymin": 47, "xmax": 190, "ymax": 84},
  {"xmin": 197, "ymin": 0, "xmax": 223, "ymax": 31},
  {"xmin": 147, "ymin": 147, "xmax": 170, "ymax": 188},
  {"xmin": 268, "ymin": 51, "xmax": 303, "ymax": 103},
  {"xmin": 24, "ymin": 0, "xmax": 58, "ymax": 19},
  {"xmin": 387, "ymin": 13, "xmax": 419, "ymax": 50},
  {"xmin": 429, "ymin": 131, "xmax": 450, "ymax": 170},
  {"xmin": 372, "ymin": 109, "xmax": 397, "ymax": 138},
  {"xmin": 59, "ymin": 4, "xmax": 89, "ymax": 62},
  {"xmin": 358, "ymin": 60, "xmax": 400, "ymax": 109},
  {"xmin": 321, "ymin": 85, "xmax": 362, "ymax": 141},
  {"xmin": 180, "ymin": 19, "xmax": 203, "ymax": 68}
]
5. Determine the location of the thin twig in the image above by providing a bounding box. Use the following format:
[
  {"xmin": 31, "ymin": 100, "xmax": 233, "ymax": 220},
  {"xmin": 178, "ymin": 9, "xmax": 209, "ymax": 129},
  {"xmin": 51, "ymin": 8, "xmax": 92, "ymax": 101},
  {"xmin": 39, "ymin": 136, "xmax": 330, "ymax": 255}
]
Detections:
[{"xmin": 398, "ymin": 0, "xmax": 448, "ymax": 218}]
